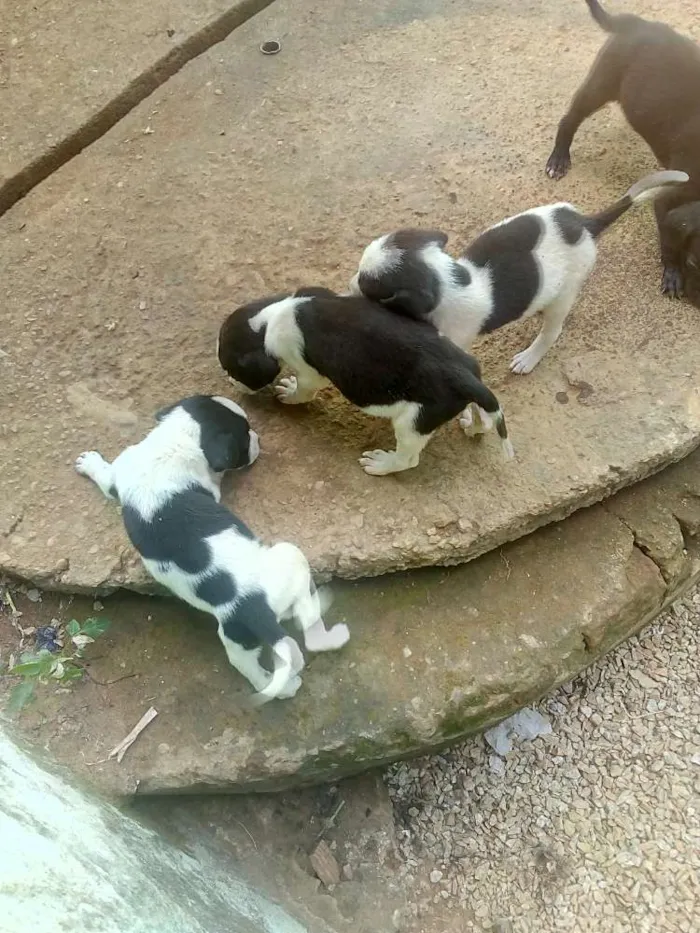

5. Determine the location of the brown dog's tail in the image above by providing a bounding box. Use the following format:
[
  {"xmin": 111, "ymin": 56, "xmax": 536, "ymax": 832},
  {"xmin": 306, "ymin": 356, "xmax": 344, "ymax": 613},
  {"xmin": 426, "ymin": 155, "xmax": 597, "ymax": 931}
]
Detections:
[
  {"xmin": 582, "ymin": 170, "xmax": 689, "ymax": 238},
  {"xmin": 585, "ymin": 0, "xmax": 644, "ymax": 34}
]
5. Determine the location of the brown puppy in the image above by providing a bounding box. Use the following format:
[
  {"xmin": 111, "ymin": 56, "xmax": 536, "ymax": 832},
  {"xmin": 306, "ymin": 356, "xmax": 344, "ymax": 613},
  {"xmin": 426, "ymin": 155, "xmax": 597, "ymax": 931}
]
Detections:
[{"xmin": 546, "ymin": 0, "xmax": 700, "ymax": 303}]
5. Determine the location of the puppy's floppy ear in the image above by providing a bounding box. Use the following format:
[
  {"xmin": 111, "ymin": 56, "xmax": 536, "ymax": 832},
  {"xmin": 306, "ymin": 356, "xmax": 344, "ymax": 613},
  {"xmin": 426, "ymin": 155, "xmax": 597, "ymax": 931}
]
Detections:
[
  {"xmin": 423, "ymin": 229, "xmax": 449, "ymax": 249},
  {"xmin": 203, "ymin": 431, "xmax": 246, "ymax": 473},
  {"xmin": 294, "ymin": 286, "xmax": 337, "ymax": 299},
  {"xmin": 380, "ymin": 287, "xmax": 437, "ymax": 321},
  {"xmin": 393, "ymin": 228, "xmax": 449, "ymax": 250}
]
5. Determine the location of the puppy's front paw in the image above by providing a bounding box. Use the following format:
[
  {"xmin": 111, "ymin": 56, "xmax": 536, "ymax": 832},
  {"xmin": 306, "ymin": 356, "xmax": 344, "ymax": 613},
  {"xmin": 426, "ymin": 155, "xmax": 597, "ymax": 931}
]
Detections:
[
  {"xmin": 75, "ymin": 451, "xmax": 104, "ymax": 477},
  {"xmin": 274, "ymin": 375, "xmax": 300, "ymax": 403},
  {"xmin": 661, "ymin": 266, "xmax": 684, "ymax": 298},
  {"xmin": 359, "ymin": 449, "xmax": 405, "ymax": 476},
  {"xmin": 510, "ymin": 347, "xmax": 541, "ymax": 375},
  {"xmin": 545, "ymin": 148, "xmax": 571, "ymax": 180}
]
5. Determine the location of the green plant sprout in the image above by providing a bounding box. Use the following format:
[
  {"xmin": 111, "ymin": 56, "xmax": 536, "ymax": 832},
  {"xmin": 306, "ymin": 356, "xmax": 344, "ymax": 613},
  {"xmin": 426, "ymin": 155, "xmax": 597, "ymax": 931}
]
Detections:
[{"xmin": 4, "ymin": 617, "xmax": 110, "ymax": 714}]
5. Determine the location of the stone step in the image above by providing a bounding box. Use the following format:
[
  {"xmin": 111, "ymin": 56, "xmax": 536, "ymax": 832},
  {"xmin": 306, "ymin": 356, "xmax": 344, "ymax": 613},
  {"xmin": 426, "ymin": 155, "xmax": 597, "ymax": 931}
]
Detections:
[
  {"xmin": 5, "ymin": 447, "xmax": 699, "ymax": 797},
  {"xmin": 2, "ymin": 0, "xmax": 699, "ymax": 593}
]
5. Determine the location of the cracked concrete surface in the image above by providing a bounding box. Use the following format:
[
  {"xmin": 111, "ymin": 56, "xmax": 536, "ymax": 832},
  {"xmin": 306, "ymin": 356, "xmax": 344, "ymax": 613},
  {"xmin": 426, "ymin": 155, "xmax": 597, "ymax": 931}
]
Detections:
[
  {"xmin": 2, "ymin": 0, "xmax": 700, "ymax": 591},
  {"xmin": 3, "ymin": 448, "xmax": 698, "ymax": 796},
  {"xmin": 0, "ymin": 0, "xmax": 276, "ymax": 213}
]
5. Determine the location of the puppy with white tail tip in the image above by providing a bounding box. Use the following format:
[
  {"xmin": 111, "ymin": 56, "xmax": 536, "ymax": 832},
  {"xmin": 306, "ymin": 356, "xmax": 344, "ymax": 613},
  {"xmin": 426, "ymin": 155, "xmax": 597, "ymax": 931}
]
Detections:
[
  {"xmin": 217, "ymin": 288, "xmax": 514, "ymax": 476},
  {"xmin": 75, "ymin": 395, "xmax": 349, "ymax": 704},
  {"xmin": 350, "ymin": 170, "xmax": 688, "ymax": 374}
]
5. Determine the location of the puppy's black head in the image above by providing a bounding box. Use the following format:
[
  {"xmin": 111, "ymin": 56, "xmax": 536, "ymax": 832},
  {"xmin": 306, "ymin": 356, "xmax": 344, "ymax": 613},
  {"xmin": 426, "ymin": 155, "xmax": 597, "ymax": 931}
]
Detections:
[
  {"xmin": 156, "ymin": 395, "xmax": 260, "ymax": 472},
  {"xmin": 217, "ymin": 295, "xmax": 284, "ymax": 392},
  {"xmin": 351, "ymin": 228, "xmax": 449, "ymax": 322}
]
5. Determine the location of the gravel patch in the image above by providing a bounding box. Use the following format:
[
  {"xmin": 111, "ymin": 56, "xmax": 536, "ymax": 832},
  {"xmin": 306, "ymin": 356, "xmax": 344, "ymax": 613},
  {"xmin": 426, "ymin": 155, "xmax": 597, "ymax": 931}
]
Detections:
[{"xmin": 386, "ymin": 584, "xmax": 700, "ymax": 933}]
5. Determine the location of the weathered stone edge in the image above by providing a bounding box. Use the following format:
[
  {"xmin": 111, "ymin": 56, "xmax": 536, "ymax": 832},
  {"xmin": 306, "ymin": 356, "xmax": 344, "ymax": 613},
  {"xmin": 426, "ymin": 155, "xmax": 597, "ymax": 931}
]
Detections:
[
  {"xmin": 133, "ymin": 452, "xmax": 700, "ymax": 795},
  {"xmin": 0, "ymin": 0, "xmax": 277, "ymax": 217},
  {"xmin": 5, "ymin": 453, "xmax": 699, "ymax": 798},
  {"xmin": 3, "ymin": 435, "xmax": 699, "ymax": 595}
]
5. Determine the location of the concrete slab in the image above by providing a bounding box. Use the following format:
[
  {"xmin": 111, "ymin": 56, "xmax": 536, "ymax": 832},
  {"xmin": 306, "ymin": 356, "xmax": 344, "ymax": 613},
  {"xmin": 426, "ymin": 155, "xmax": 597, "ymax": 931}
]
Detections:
[
  {"xmin": 0, "ymin": 0, "xmax": 275, "ymax": 212},
  {"xmin": 4, "ymin": 448, "xmax": 699, "ymax": 796},
  {"xmin": 2, "ymin": 0, "xmax": 700, "ymax": 590}
]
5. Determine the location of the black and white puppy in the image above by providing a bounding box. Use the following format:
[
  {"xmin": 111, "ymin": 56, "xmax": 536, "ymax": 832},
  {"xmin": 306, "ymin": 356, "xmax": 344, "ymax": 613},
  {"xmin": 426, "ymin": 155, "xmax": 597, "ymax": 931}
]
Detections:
[
  {"xmin": 217, "ymin": 288, "xmax": 513, "ymax": 477},
  {"xmin": 546, "ymin": 0, "xmax": 700, "ymax": 300},
  {"xmin": 349, "ymin": 171, "xmax": 687, "ymax": 375},
  {"xmin": 75, "ymin": 395, "xmax": 349, "ymax": 703}
]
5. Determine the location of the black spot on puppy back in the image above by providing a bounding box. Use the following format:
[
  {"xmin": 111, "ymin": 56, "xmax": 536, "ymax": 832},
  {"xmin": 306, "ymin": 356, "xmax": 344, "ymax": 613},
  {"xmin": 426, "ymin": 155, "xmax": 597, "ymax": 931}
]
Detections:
[
  {"xmin": 196, "ymin": 570, "xmax": 237, "ymax": 606},
  {"xmin": 466, "ymin": 213, "xmax": 542, "ymax": 264},
  {"xmin": 221, "ymin": 591, "xmax": 287, "ymax": 651},
  {"xmin": 465, "ymin": 214, "xmax": 543, "ymax": 334},
  {"xmin": 122, "ymin": 487, "xmax": 254, "ymax": 575},
  {"xmin": 553, "ymin": 206, "xmax": 585, "ymax": 245}
]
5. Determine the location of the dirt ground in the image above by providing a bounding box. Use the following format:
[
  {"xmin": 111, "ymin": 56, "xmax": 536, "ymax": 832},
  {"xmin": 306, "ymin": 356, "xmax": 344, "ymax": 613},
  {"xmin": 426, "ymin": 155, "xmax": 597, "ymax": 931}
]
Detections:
[{"xmin": 2, "ymin": 577, "xmax": 698, "ymax": 933}]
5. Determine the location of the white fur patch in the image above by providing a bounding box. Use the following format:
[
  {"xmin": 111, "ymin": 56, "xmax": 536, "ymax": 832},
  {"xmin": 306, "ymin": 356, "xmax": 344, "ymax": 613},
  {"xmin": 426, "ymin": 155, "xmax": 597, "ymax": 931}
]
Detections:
[{"xmin": 357, "ymin": 234, "xmax": 401, "ymax": 278}]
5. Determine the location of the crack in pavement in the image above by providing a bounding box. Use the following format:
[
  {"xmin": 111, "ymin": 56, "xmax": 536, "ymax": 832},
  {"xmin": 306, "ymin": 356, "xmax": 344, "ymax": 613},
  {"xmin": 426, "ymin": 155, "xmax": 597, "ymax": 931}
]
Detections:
[{"xmin": 0, "ymin": 0, "xmax": 278, "ymax": 218}]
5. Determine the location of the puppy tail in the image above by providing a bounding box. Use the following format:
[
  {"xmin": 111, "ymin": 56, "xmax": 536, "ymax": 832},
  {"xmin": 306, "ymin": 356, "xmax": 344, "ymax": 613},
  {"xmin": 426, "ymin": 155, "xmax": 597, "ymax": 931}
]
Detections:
[
  {"xmin": 582, "ymin": 170, "xmax": 690, "ymax": 238},
  {"xmin": 584, "ymin": 0, "xmax": 641, "ymax": 34},
  {"xmin": 249, "ymin": 636, "xmax": 304, "ymax": 708},
  {"xmin": 460, "ymin": 373, "xmax": 515, "ymax": 461}
]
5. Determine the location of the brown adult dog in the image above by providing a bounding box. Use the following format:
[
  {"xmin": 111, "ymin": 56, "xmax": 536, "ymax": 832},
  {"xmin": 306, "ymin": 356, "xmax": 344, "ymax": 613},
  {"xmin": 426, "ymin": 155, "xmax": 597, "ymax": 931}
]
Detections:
[{"xmin": 546, "ymin": 0, "xmax": 700, "ymax": 303}]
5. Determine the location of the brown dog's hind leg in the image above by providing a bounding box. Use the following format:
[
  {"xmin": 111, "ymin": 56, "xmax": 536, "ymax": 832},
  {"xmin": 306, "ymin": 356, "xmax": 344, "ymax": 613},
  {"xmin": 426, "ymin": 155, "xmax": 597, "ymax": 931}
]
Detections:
[{"xmin": 546, "ymin": 41, "xmax": 624, "ymax": 180}]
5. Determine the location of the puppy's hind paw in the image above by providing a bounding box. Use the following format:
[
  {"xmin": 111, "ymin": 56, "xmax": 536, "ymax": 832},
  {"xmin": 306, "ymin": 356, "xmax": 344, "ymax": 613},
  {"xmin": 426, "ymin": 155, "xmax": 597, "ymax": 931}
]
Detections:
[
  {"xmin": 248, "ymin": 674, "xmax": 302, "ymax": 709},
  {"xmin": 661, "ymin": 266, "xmax": 684, "ymax": 298},
  {"xmin": 75, "ymin": 451, "xmax": 106, "ymax": 478},
  {"xmin": 459, "ymin": 405, "xmax": 492, "ymax": 435},
  {"xmin": 545, "ymin": 148, "xmax": 571, "ymax": 180},
  {"xmin": 275, "ymin": 674, "xmax": 303, "ymax": 699},
  {"xmin": 274, "ymin": 375, "xmax": 300, "ymax": 403},
  {"xmin": 458, "ymin": 408, "xmax": 476, "ymax": 435},
  {"xmin": 325, "ymin": 622, "xmax": 350, "ymax": 650},
  {"xmin": 360, "ymin": 449, "xmax": 410, "ymax": 476}
]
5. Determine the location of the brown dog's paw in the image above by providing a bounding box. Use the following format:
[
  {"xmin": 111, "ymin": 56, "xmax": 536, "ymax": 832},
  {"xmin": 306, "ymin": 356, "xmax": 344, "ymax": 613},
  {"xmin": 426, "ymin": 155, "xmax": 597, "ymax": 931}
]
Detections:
[
  {"xmin": 661, "ymin": 266, "xmax": 684, "ymax": 298},
  {"xmin": 545, "ymin": 148, "xmax": 571, "ymax": 180}
]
